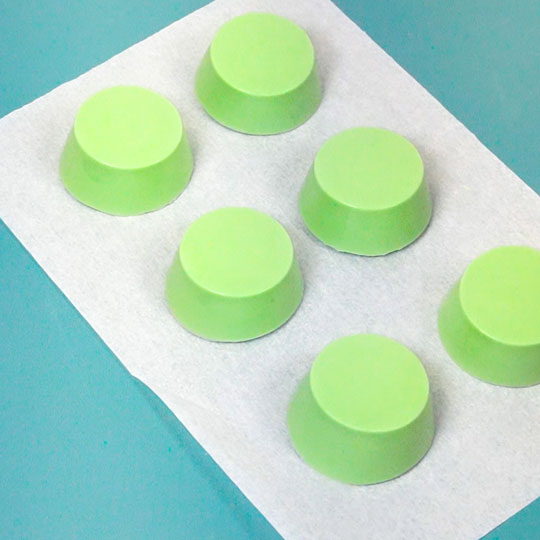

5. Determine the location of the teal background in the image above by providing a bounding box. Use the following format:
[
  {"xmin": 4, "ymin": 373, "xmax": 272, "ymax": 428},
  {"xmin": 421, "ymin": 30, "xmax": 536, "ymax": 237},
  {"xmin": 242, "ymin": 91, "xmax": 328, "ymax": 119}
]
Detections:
[
  {"xmin": 0, "ymin": 226, "xmax": 279, "ymax": 540},
  {"xmin": 2, "ymin": 0, "xmax": 540, "ymax": 538}
]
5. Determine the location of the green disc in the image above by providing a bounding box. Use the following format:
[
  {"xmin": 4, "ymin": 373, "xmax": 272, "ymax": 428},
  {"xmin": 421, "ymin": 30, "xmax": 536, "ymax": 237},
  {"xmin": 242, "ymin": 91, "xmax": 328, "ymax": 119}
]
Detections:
[
  {"xmin": 74, "ymin": 86, "xmax": 183, "ymax": 169},
  {"xmin": 288, "ymin": 334, "xmax": 434, "ymax": 485},
  {"xmin": 460, "ymin": 246, "xmax": 540, "ymax": 346},
  {"xmin": 315, "ymin": 127, "xmax": 424, "ymax": 209},
  {"xmin": 195, "ymin": 13, "xmax": 321, "ymax": 134},
  {"xmin": 211, "ymin": 13, "xmax": 314, "ymax": 97},
  {"xmin": 180, "ymin": 207, "xmax": 294, "ymax": 297},
  {"xmin": 60, "ymin": 85, "xmax": 193, "ymax": 215},
  {"xmin": 299, "ymin": 127, "xmax": 432, "ymax": 255},
  {"xmin": 166, "ymin": 207, "xmax": 304, "ymax": 342},
  {"xmin": 310, "ymin": 335, "xmax": 430, "ymax": 432},
  {"xmin": 439, "ymin": 246, "xmax": 540, "ymax": 386}
]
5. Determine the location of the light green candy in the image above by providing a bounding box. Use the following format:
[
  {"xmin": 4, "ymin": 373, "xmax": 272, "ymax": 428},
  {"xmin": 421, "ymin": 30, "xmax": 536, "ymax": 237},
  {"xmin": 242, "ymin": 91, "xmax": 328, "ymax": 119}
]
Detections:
[
  {"xmin": 439, "ymin": 246, "xmax": 540, "ymax": 387},
  {"xmin": 288, "ymin": 334, "xmax": 434, "ymax": 485},
  {"xmin": 166, "ymin": 207, "xmax": 304, "ymax": 342},
  {"xmin": 196, "ymin": 13, "xmax": 321, "ymax": 135},
  {"xmin": 60, "ymin": 85, "xmax": 193, "ymax": 215},
  {"xmin": 300, "ymin": 127, "xmax": 432, "ymax": 255}
]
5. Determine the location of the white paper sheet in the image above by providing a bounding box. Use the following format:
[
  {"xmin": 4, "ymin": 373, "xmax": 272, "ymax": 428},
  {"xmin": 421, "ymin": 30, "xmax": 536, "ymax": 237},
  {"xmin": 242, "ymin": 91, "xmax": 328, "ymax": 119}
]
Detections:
[{"xmin": 2, "ymin": 0, "xmax": 540, "ymax": 538}]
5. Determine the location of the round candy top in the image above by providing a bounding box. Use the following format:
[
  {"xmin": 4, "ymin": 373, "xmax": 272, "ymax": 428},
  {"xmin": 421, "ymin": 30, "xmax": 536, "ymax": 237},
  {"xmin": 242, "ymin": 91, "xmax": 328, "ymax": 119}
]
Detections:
[
  {"xmin": 74, "ymin": 86, "xmax": 183, "ymax": 170},
  {"xmin": 179, "ymin": 207, "xmax": 294, "ymax": 297},
  {"xmin": 460, "ymin": 246, "xmax": 540, "ymax": 346},
  {"xmin": 314, "ymin": 128, "xmax": 424, "ymax": 210},
  {"xmin": 210, "ymin": 13, "xmax": 315, "ymax": 96},
  {"xmin": 310, "ymin": 334, "xmax": 430, "ymax": 432}
]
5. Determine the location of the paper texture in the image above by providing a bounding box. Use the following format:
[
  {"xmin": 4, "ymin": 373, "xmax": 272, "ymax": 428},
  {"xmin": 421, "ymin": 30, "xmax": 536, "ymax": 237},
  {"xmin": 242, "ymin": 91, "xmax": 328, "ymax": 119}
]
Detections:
[{"xmin": 2, "ymin": 0, "xmax": 540, "ymax": 538}]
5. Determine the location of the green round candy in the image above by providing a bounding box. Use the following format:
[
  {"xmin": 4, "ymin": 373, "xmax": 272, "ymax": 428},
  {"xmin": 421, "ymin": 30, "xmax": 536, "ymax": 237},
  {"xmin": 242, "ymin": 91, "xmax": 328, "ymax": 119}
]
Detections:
[
  {"xmin": 300, "ymin": 127, "xmax": 432, "ymax": 255},
  {"xmin": 195, "ymin": 13, "xmax": 321, "ymax": 135},
  {"xmin": 166, "ymin": 207, "xmax": 304, "ymax": 342},
  {"xmin": 439, "ymin": 246, "xmax": 540, "ymax": 386},
  {"xmin": 60, "ymin": 86, "xmax": 193, "ymax": 215},
  {"xmin": 288, "ymin": 334, "xmax": 434, "ymax": 485}
]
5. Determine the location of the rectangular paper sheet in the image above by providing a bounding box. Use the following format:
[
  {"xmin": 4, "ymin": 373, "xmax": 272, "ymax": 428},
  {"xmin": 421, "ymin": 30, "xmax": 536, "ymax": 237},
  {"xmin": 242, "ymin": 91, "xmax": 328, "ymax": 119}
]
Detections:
[{"xmin": 2, "ymin": 0, "xmax": 540, "ymax": 538}]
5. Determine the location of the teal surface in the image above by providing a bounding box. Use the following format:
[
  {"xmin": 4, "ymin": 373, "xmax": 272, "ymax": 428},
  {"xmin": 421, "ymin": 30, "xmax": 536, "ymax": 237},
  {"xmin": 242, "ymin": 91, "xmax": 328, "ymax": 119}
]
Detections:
[
  {"xmin": 0, "ymin": 223, "xmax": 279, "ymax": 539},
  {"xmin": 0, "ymin": 0, "xmax": 210, "ymax": 116},
  {"xmin": 1, "ymin": 0, "xmax": 540, "ymax": 538}
]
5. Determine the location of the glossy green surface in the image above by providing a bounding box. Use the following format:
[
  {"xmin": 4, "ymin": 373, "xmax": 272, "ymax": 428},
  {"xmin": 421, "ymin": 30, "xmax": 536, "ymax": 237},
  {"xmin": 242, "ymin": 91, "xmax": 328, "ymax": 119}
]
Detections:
[
  {"xmin": 60, "ymin": 86, "xmax": 193, "ymax": 215},
  {"xmin": 311, "ymin": 335, "xmax": 430, "ymax": 432},
  {"xmin": 288, "ymin": 335, "xmax": 434, "ymax": 485},
  {"xmin": 195, "ymin": 13, "xmax": 321, "ymax": 134},
  {"xmin": 300, "ymin": 128, "xmax": 431, "ymax": 255},
  {"xmin": 166, "ymin": 207, "xmax": 303, "ymax": 342},
  {"xmin": 180, "ymin": 207, "xmax": 294, "ymax": 297},
  {"xmin": 439, "ymin": 246, "xmax": 540, "ymax": 387},
  {"xmin": 75, "ymin": 86, "xmax": 182, "ymax": 168},
  {"xmin": 315, "ymin": 128, "xmax": 424, "ymax": 209},
  {"xmin": 211, "ymin": 13, "xmax": 313, "ymax": 96},
  {"xmin": 461, "ymin": 247, "xmax": 540, "ymax": 346}
]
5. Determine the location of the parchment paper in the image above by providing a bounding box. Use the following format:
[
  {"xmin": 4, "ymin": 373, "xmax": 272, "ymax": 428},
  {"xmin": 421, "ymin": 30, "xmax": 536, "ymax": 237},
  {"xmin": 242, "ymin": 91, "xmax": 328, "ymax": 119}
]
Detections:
[{"xmin": 2, "ymin": 0, "xmax": 540, "ymax": 538}]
